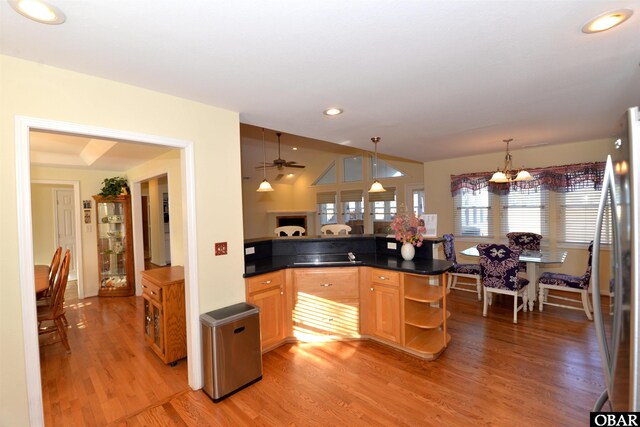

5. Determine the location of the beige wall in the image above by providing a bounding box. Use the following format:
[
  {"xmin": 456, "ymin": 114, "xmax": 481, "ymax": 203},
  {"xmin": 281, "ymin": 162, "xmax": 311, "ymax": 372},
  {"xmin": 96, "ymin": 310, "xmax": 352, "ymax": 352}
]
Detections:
[
  {"xmin": 242, "ymin": 151, "xmax": 425, "ymax": 239},
  {"xmin": 1, "ymin": 55, "xmax": 244, "ymax": 425},
  {"xmin": 30, "ymin": 183, "xmax": 72, "ymax": 265},
  {"xmin": 424, "ymin": 138, "xmax": 613, "ymax": 292}
]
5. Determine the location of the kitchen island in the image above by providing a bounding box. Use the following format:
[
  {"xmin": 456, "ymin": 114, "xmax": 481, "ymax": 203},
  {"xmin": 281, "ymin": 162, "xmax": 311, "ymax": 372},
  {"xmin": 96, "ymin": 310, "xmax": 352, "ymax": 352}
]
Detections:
[{"xmin": 244, "ymin": 235, "xmax": 454, "ymax": 360}]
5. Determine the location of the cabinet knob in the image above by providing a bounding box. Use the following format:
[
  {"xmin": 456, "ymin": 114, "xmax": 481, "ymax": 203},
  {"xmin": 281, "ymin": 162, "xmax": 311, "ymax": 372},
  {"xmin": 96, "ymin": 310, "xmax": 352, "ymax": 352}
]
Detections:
[
  {"xmin": 280, "ymin": 288, "xmax": 284, "ymax": 295},
  {"xmin": 377, "ymin": 276, "xmax": 387, "ymax": 280},
  {"xmin": 150, "ymin": 291, "xmax": 156, "ymax": 296},
  {"xmin": 370, "ymin": 287, "xmax": 374, "ymax": 292},
  {"xmin": 320, "ymin": 283, "xmax": 333, "ymax": 287},
  {"xmin": 261, "ymin": 280, "xmax": 272, "ymax": 284}
]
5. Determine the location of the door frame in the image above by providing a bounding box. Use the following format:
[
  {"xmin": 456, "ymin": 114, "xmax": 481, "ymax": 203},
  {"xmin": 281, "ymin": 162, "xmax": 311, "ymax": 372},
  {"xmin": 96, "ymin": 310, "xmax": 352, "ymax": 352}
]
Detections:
[
  {"xmin": 15, "ymin": 116, "xmax": 201, "ymax": 425},
  {"xmin": 32, "ymin": 180, "xmax": 83, "ymax": 297}
]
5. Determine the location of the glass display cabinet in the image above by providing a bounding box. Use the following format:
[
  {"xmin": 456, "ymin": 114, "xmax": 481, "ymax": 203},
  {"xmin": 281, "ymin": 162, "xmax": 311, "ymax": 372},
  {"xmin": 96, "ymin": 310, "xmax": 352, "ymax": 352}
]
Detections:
[{"xmin": 93, "ymin": 194, "xmax": 134, "ymax": 296}]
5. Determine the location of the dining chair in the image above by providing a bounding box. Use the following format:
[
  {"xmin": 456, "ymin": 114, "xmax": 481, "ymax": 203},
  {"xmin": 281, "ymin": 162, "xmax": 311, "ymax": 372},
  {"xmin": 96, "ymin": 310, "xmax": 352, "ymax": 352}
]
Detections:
[
  {"xmin": 40, "ymin": 246, "xmax": 62, "ymax": 299},
  {"xmin": 442, "ymin": 234, "xmax": 482, "ymax": 300},
  {"xmin": 477, "ymin": 243, "xmax": 529, "ymax": 324},
  {"xmin": 274, "ymin": 226, "xmax": 305, "ymax": 236},
  {"xmin": 38, "ymin": 249, "xmax": 71, "ymax": 353},
  {"xmin": 537, "ymin": 241, "xmax": 593, "ymax": 320},
  {"xmin": 320, "ymin": 224, "xmax": 352, "ymax": 235},
  {"xmin": 507, "ymin": 232, "xmax": 542, "ymax": 272}
]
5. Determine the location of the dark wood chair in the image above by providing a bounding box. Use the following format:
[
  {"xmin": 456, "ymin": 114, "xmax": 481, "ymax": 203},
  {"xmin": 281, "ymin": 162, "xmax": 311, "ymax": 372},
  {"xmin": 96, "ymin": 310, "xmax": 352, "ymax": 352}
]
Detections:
[
  {"xmin": 37, "ymin": 249, "xmax": 71, "ymax": 353},
  {"xmin": 37, "ymin": 246, "xmax": 62, "ymax": 300}
]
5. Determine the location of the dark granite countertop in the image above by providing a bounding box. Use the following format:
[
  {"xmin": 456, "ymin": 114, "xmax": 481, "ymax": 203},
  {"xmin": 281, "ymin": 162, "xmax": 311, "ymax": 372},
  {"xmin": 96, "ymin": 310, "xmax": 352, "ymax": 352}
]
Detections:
[{"xmin": 244, "ymin": 253, "xmax": 453, "ymax": 277}]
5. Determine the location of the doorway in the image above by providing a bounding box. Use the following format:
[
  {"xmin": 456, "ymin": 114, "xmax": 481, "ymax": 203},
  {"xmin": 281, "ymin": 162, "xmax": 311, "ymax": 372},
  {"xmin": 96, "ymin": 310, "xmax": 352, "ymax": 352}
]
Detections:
[{"xmin": 15, "ymin": 116, "xmax": 202, "ymax": 425}]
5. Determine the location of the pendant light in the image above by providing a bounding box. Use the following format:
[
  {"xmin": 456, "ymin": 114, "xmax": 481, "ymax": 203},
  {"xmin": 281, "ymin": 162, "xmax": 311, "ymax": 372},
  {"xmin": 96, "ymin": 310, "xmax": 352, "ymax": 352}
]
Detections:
[
  {"xmin": 489, "ymin": 138, "xmax": 533, "ymax": 183},
  {"xmin": 368, "ymin": 137, "xmax": 386, "ymax": 193},
  {"xmin": 256, "ymin": 128, "xmax": 274, "ymax": 192}
]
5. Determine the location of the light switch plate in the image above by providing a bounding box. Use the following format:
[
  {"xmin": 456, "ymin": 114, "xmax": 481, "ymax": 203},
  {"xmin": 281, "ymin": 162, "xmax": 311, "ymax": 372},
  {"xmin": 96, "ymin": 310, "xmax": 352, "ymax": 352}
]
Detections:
[
  {"xmin": 245, "ymin": 247, "xmax": 255, "ymax": 255},
  {"xmin": 387, "ymin": 242, "xmax": 397, "ymax": 250}
]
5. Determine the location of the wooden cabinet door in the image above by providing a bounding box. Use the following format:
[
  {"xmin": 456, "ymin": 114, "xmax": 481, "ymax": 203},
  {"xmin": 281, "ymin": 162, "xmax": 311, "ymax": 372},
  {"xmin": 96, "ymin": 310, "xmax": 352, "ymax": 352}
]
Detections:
[
  {"xmin": 248, "ymin": 285, "xmax": 285, "ymax": 351},
  {"xmin": 371, "ymin": 283, "xmax": 401, "ymax": 343}
]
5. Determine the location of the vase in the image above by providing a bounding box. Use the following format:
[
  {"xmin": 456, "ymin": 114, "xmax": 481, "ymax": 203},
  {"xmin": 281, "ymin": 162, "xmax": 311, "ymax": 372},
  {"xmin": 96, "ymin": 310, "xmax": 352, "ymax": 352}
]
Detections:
[{"xmin": 401, "ymin": 242, "xmax": 415, "ymax": 261}]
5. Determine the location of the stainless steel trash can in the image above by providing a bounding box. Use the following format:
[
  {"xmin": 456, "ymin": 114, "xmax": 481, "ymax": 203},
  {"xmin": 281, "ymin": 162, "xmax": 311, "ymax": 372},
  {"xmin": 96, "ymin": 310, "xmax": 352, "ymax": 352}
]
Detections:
[{"xmin": 200, "ymin": 302, "xmax": 262, "ymax": 402}]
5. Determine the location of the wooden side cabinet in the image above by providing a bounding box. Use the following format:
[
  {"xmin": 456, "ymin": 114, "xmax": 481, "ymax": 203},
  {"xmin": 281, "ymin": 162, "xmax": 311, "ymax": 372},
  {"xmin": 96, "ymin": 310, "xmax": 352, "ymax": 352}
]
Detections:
[
  {"xmin": 245, "ymin": 270, "xmax": 287, "ymax": 352},
  {"xmin": 141, "ymin": 266, "xmax": 186, "ymax": 365},
  {"xmin": 368, "ymin": 268, "xmax": 401, "ymax": 344}
]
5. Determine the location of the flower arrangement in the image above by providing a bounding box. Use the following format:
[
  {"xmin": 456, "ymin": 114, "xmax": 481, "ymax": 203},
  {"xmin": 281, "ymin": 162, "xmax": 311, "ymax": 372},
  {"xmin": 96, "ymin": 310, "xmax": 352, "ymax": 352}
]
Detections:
[{"xmin": 390, "ymin": 211, "xmax": 426, "ymax": 247}]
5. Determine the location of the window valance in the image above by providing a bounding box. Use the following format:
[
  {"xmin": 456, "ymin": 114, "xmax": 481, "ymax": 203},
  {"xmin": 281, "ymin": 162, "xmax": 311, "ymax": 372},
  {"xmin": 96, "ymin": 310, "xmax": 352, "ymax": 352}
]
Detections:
[{"xmin": 450, "ymin": 162, "xmax": 606, "ymax": 196}]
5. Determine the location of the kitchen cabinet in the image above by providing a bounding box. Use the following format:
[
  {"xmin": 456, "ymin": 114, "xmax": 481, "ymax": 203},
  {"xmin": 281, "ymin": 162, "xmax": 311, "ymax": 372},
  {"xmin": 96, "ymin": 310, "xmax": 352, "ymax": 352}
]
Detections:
[
  {"xmin": 245, "ymin": 270, "xmax": 287, "ymax": 352},
  {"xmin": 403, "ymin": 273, "xmax": 450, "ymax": 360},
  {"xmin": 292, "ymin": 267, "xmax": 360, "ymax": 340},
  {"xmin": 141, "ymin": 266, "xmax": 186, "ymax": 365},
  {"xmin": 93, "ymin": 195, "xmax": 134, "ymax": 296},
  {"xmin": 367, "ymin": 268, "xmax": 401, "ymax": 344}
]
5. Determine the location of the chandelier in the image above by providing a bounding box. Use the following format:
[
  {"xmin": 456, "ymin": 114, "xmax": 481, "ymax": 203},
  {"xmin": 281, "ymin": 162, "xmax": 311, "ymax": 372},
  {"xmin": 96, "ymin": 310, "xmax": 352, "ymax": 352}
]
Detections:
[{"xmin": 489, "ymin": 138, "xmax": 533, "ymax": 183}]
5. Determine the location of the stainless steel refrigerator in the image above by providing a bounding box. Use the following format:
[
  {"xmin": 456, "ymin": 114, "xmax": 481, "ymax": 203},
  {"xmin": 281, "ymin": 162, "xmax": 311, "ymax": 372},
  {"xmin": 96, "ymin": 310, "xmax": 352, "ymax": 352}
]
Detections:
[{"xmin": 592, "ymin": 106, "xmax": 639, "ymax": 412}]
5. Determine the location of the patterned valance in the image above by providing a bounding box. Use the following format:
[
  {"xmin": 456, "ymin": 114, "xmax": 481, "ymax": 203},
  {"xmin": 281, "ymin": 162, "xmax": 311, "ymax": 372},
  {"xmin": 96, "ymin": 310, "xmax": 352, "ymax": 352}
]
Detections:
[{"xmin": 450, "ymin": 162, "xmax": 606, "ymax": 196}]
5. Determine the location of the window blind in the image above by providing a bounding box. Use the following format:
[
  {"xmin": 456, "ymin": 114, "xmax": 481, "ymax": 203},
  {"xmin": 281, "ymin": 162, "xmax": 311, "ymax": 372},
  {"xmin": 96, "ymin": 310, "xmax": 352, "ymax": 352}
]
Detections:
[
  {"xmin": 340, "ymin": 189, "xmax": 363, "ymax": 203},
  {"xmin": 558, "ymin": 188, "xmax": 611, "ymax": 244},
  {"xmin": 368, "ymin": 186, "xmax": 395, "ymax": 202},
  {"xmin": 499, "ymin": 188, "xmax": 549, "ymax": 237},
  {"xmin": 453, "ymin": 187, "xmax": 493, "ymax": 237},
  {"xmin": 316, "ymin": 191, "xmax": 336, "ymax": 204}
]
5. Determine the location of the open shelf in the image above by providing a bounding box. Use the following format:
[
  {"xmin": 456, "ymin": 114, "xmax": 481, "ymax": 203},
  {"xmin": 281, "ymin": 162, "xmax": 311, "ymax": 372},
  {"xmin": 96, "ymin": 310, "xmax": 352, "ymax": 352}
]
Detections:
[
  {"xmin": 404, "ymin": 327, "xmax": 451, "ymax": 355},
  {"xmin": 404, "ymin": 305, "xmax": 450, "ymax": 329}
]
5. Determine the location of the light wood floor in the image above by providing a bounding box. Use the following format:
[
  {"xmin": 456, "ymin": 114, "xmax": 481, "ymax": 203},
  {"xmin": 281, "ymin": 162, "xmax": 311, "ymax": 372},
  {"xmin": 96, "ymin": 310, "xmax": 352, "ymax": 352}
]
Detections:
[{"xmin": 39, "ymin": 288, "xmax": 609, "ymax": 426}]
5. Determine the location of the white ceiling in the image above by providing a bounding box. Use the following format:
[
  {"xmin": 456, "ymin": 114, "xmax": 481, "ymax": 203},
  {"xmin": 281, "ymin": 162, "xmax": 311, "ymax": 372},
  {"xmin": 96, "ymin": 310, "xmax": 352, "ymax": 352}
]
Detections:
[{"xmin": 3, "ymin": 1, "xmax": 640, "ymax": 162}]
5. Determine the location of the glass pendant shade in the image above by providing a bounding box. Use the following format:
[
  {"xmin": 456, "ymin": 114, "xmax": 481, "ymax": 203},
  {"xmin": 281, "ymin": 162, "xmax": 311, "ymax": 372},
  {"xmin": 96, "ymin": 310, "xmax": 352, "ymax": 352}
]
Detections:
[
  {"xmin": 256, "ymin": 127, "xmax": 275, "ymax": 192},
  {"xmin": 490, "ymin": 171, "xmax": 508, "ymax": 183},
  {"xmin": 368, "ymin": 136, "xmax": 386, "ymax": 193},
  {"xmin": 257, "ymin": 179, "xmax": 274, "ymax": 192},
  {"xmin": 515, "ymin": 170, "xmax": 533, "ymax": 181},
  {"xmin": 368, "ymin": 180, "xmax": 386, "ymax": 193}
]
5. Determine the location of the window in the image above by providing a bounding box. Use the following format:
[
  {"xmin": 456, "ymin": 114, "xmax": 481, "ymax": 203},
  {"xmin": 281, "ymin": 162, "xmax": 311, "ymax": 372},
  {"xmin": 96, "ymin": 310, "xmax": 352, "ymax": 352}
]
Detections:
[
  {"xmin": 369, "ymin": 156, "xmax": 405, "ymax": 178},
  {"xmin": 454, "ymin": 188, "xmax": 492, "ymax": 237},
  {"xmin": 343, "ymin": 156, "xmax": 362, "ymax": 182},
  {"xmin": 412, "ymin": 189, "xmax": 424, "ymax": 217},
  {"xmin": 340, "ymin": 189, "xmax": 364, "ymax": 234},
  {"xmin": 317, "ymin": 191, "xmax": 336, "ymax": 225},
  {"xmin": 313, "ymin": 162, "xmax": 336, "ymax": 185},
  {"xmin": 558, "ymin": 188, "xmax": 611, "ymax": 244},
  {"xmin": 500, "ymin": 188, "xmax": 549, "ymax": 236},
  {"xmin": 369, "ymin": 187, "xmax": 396, "ymax": 234}
]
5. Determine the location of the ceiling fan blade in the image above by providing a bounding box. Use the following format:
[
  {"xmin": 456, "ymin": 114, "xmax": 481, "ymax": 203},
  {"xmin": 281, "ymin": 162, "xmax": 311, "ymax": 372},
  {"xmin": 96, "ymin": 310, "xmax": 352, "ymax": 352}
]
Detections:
[{"xmin": 286, "ymin": 164, "xmax": 305, "ymax": 168}]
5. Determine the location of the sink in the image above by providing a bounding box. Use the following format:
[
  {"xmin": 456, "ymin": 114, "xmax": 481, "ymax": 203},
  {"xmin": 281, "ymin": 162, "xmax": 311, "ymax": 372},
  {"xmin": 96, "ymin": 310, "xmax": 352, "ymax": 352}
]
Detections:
[{"xmin": 293, "ymin": 253, "xmax": 362, "ymax": 266}]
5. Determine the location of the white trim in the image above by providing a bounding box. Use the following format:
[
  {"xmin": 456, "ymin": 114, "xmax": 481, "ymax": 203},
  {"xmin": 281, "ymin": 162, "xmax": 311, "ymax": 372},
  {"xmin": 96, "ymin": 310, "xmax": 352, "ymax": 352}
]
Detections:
[
  {"xmin": 32, "ymin": 180, "xmax": 84, "ymax": 298},
  {"xmin": 15, "ymin": 116, "xmax": 202, "ymax": 425}
]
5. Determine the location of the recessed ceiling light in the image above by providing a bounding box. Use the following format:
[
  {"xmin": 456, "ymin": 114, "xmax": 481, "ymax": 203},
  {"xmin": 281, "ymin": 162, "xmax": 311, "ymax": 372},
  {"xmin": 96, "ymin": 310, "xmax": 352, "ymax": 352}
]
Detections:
[
  {"xmin": 582, "ymin": 9, "xmax": 633, "ymax": 33},
  {"xmin": 323, "ymin": 108, "xmax": 343, "ymax": 116},
  {"xmin": 287, "ymin": 174, "xmax": 294, "ymax": 178},
  {"xmin": 8, "ymin": 0, "xmax": 66, "ymax": 24},
  {"xmin": 292, "ymin": 147, "xmax": 298, "ymax": 151}
]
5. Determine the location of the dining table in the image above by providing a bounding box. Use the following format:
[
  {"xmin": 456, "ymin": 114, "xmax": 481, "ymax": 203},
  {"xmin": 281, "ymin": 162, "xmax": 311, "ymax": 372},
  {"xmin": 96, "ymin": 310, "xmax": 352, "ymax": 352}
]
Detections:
[
  {"xmin": 34, "ymin": 264, "xmax": 50, "ymax": 295},
  {"xmin": 460, "ymin": 246, "xmax": 568, "ymax": 311}
]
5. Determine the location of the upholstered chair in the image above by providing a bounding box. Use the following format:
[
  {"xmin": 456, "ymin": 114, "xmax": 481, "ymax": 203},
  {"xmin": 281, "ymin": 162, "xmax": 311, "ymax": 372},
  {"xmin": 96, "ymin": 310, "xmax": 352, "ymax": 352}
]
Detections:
[
  {"xmin": 538, "ymin": 241, "xmax": 593, "ymax": 320},
  {"xmin": 442, "ymin": 234, "xmax": 482, "ymax": 300},
  {"xmin": 507, "ymin": 232, "xmax": 543, "ymax": 272},
  {"xmin": 477, "ymin": 243, "xmax": 529, "ymax": 324}
]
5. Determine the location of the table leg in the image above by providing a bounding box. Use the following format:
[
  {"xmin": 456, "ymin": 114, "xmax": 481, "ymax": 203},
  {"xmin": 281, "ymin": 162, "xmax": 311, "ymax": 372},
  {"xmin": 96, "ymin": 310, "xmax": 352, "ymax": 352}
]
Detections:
[{"xmin": 527, "ymin": 262, "xmax": 539, "ymax": 311}]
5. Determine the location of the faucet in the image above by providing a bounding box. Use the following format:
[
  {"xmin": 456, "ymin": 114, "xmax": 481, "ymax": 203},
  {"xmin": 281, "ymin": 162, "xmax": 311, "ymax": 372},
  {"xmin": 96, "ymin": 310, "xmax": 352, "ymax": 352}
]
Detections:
[{"xmin": 348, "ymin": 252, "xmax": 356, "ymax": 263}]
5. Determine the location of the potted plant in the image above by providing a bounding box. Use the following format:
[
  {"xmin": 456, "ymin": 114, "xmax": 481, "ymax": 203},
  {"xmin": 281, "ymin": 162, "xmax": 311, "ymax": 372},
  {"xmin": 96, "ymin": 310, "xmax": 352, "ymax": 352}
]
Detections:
[{"xmin": 98, "ymin": 177, "xmax": 130, "ymax": 198}]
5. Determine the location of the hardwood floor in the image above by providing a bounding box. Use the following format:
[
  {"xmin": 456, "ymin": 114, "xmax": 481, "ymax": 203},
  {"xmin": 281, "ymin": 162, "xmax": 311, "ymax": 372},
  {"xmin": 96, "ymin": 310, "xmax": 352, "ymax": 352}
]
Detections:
[{"xmin": 40, "ymin": 288, "xmax": 609, "ymax": 426}]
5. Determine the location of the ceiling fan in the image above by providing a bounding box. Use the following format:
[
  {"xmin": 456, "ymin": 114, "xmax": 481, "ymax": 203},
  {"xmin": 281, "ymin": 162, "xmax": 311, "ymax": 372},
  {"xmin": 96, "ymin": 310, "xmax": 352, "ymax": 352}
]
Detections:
[{"xmin": 257, "ymin": 132, "xmax": 306, "ymax": 171}]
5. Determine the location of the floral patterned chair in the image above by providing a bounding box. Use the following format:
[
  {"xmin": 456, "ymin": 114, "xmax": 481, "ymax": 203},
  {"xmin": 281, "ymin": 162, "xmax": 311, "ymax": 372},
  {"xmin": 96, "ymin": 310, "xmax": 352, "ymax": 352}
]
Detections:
[
  {"xmin": 507, "ymin": 232, "xmax": 543, "ymax": 273},
  {"xmin": 477, "ymin": 243, "xmax": 529, "ymax": 324},
  {"xmin": 537, "ymin": 241, "xmax": 593, "ymax": 320},
  {"xmin": 442, "ymin": 234, "xmax": 481, "ymax": 300}
]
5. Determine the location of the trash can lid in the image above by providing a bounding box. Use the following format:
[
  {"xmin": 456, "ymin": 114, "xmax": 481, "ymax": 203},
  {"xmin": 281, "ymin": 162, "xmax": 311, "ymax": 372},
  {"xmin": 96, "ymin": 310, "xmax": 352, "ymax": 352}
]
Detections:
[{"xmin": 200, "ymin": 302, "xmax": 259, "ymax": 326}]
